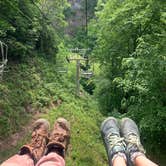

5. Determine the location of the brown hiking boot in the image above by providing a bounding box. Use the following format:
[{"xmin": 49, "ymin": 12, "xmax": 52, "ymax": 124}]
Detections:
[
  {"xmin": 20, "ymin": 119, "xmax": 50, "ymax": 163},
  {"xmin": 46, "ymin": 117, "xmax": 70, "ymax": 158}
]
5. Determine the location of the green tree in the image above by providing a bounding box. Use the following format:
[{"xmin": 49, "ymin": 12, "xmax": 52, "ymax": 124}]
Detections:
[
  {"xmin": 0, "ymin": 0, "xmax": 69, "ymax": 58},
  {"xmin": 36, "ymin": 0, "xmax": 69, "ymax": 56},
  {"xmin": 0, "ymin": 0, "xmax": 40, "ymax": 58},
  {"xmin": 92, "ymin": 0, "xmax": 166, "ymax": 153}
]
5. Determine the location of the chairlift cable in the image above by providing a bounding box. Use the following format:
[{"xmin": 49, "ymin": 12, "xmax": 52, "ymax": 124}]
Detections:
[
  {"xmin": 5, "ymin": 0, "xmax": 33, "ymax": 23},
  {"xmin": 4, "ymin": 0, "xmax": 65, "ymax": 40},
  {"xmin": 31, "ymin": 0, "xmax": 64, "ymax": 35},
  {"xmin": 85, "ymin": 0, "xmax": 88, "ymax": 35}
]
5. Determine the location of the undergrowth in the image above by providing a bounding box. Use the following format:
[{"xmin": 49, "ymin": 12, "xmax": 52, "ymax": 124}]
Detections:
[
  {"xmin": 0, "ymin": 55, "xmax": 107, "ymax": 165},
  {"xmin": 0, "ymin": 55, "xmax": 72, "ymax": 138},
  {"xmin": 43, "ymin": 95, "xmax": 107, "ymax": 166}
]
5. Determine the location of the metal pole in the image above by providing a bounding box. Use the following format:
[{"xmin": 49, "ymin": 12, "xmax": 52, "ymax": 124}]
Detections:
[{"xmin": 85, "ymin": 0, "xmax": 88, "ymax": 35}]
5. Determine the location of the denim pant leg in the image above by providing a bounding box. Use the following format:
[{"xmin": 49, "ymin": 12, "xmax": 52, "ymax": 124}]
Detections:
[
  {"xmin": 36, "ymin": 152, "xmax": 65, "ymax": 166},
  {"xmin": 1, "ymin": 154, "xmax": 34, "ymax": 166}
]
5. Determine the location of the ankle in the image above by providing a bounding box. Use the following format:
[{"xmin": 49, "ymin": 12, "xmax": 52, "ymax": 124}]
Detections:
[
  {"xmin": 112, "ymin": 152, "xmax": 127, "ymax": 166},
  {"xmin": 131, "ymin": 151, "xmax": 145, "ymax": 164},
  {"xmin": 112, "ymin": 152, "xmax": 127, "ymax": 164}
]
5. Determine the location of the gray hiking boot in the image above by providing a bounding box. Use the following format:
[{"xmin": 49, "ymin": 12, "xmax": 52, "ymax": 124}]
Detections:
[
  {"xmin": 120, "ymin": 118, "xmax": 145, "ymax": 163},
  {"xmin": 101, "ymin": 117, "xmax": 126, "ymax": 166}
]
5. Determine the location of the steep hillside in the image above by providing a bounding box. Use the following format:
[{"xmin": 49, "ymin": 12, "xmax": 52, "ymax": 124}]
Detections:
[{"xmin": 0, "ymin": 55, "xmax": 107, "ymax": 165}]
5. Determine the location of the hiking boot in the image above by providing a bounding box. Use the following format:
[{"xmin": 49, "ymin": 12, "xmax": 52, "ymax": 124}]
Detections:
[
  {"xmin": 120, "ymin": 118, "xmax": 145, "ymax": 163},
  {"xmin": 20, "ymin": 119, "xmax": 50, "ymax": 163},
  {"xmin": 101, "ymin": 117, "xmax": 126, "ymax": 166},
  {"xmin": 46, "ymin": 117, "xmax": 70, "ymax": 158}
]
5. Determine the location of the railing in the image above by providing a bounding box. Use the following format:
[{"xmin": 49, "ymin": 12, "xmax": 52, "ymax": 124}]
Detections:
[{"xmin": 0, "ymin": 41, "xmax": 8, "ymax": 80}]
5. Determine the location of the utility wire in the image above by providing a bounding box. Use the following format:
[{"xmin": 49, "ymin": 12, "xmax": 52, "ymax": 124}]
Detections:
[
  {"xmin": 2, "ymin": 0, "xmax": 68, "ymax": 40},
  {"xmin": 85, "ymin": 0, "xmax": 88, "ymax": 35},
  {"xmin": 31, "ymin": 0, "xmax": 66, "ymax": 38},
  {"xmin": 5, "ymin": 0, "xmax": 34, "ymax": 23},
  {"xmin": 31, "ymin": 0, "xmax": 49, "ymax": 21},
  {"xmin": 4, "ymin": 0, "xmax": 58, "ymax": 32}
]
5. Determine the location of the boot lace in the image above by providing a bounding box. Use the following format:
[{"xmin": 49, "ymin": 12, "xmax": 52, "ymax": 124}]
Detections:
[
  {"xmin": 126, "ymin": 134, "xmax": 145, "ymax": 153},
  {"xmin": 30, "ymin": 131, "xmax": 47, "ymax": 148},
  {"xmin": 107, "ymin": 133, "xmax": 125, "ymax": 149},
  {"xmin": 51, "ymin": 132, "xmax": 67, "ymax": 142}
]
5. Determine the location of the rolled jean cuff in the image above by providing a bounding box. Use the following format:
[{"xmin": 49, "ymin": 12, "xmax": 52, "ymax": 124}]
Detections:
[{"xmin": 36, "ymin": 152, "xmax": 65, "ymax": 166}]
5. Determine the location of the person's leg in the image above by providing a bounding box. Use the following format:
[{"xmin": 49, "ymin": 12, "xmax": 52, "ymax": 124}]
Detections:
[
  {"xmin": 134, "ymin": 155, "xmax": 158, "ymax": 166},
  {"xmin": 112, "ymin": 156, "xmax": 126, "ymax": 166},
  {"xmin": 120, "ymin": 118, "xmax": 158, "ymax": 166},
  {"xmin": 1, "ymin": 119, "xmax": 49, "ymax": 166},
  {"xmin": 100, "ymin": 117, "xmax": 127, "ymax": 166},
  {"xmin": 1, "ymin": 154, "xmax": 34, "ymax": 166},
  {"xmin": 35, "ymin": 152, "xmax": 65, "ymax": 166},
  {"xmin": 36, "ymin": 117, "xmax": 70, "ymax": 166}
]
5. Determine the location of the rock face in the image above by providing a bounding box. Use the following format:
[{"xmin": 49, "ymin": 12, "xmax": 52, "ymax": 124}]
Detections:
[
  {"xmin": 66, "ymin": 0, "xmax": 86, "ymax": 35},
  {"xmin": 70, "ymin": 0, "xmax": 82, "ymax": 10},
  {"xmin": 66, "ymin": 0, "xmax": 97, "ymax": 35}
]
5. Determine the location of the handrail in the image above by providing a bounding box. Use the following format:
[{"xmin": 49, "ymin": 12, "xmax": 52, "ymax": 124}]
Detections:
[
  {"xmin": 0, "ymin": 41, "xmax": 8, "ymax": 63},
  {"xmin": 0, "ymin": 41, "xmax": 8, "ymax": 80}
]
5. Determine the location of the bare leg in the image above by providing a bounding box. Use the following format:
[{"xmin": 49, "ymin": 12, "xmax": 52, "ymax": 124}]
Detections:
[
  {"xmin": 112, "ymin": 156, "xmax": 126, "ymax": 166},
  {"xmin": 134, "ymin": 155, "xmax": 158, "ymax": 166}
]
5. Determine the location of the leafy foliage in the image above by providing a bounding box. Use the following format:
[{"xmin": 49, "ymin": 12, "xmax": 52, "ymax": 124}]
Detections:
[
  {"xmin": 91, "ymin": 0, "xmax": 166, "ymax": 155},
  {"xmin": 0, "ymin": 0, "xmax": 165, "ymax": 164},
  {"xmin": 0, "ymin": 0, "xmax": 69, "ymax": 58},
  {"xmin": 0, "ymin": 55, "xmax": 108, "ymax": 166}
]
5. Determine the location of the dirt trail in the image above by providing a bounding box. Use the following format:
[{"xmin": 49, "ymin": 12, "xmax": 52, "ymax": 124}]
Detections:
[
  {"xmin": 0, "ymin": 100, "xmax": 62, "ymax": 158},
  {"xmin": 0, "ymin": 112, "xmax": 41, "ymax": 151}
]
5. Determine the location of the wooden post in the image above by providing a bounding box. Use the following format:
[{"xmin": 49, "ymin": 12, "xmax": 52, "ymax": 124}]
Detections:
[
  {"xmin": 76, "ymin": 60, "xmax": 80, "ymax": 96},
  {"xmin": 69, "ymin": 57, "xmax": 87, "ymax": 96}
]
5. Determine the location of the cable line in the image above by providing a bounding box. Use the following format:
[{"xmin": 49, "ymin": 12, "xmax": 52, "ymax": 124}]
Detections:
[{"xmin": 5, "ymin": 0, "xmax": 34, "ymax": 23}]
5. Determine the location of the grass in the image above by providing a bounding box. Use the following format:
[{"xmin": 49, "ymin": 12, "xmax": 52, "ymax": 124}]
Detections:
[
  {"xmin": 0, "ymin": 92, "xmax": 108, "ymax": 165},
  {"xmin": 43, "ymin": 95, "xmax": 107, "ymax": 166},
  {"xmin": 0, "ymin": 55, "xmax": 108, "ymax": 165},
  {"xmin": 0, "ymin": 54, "xmax": 165, "ymax": 165}
]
